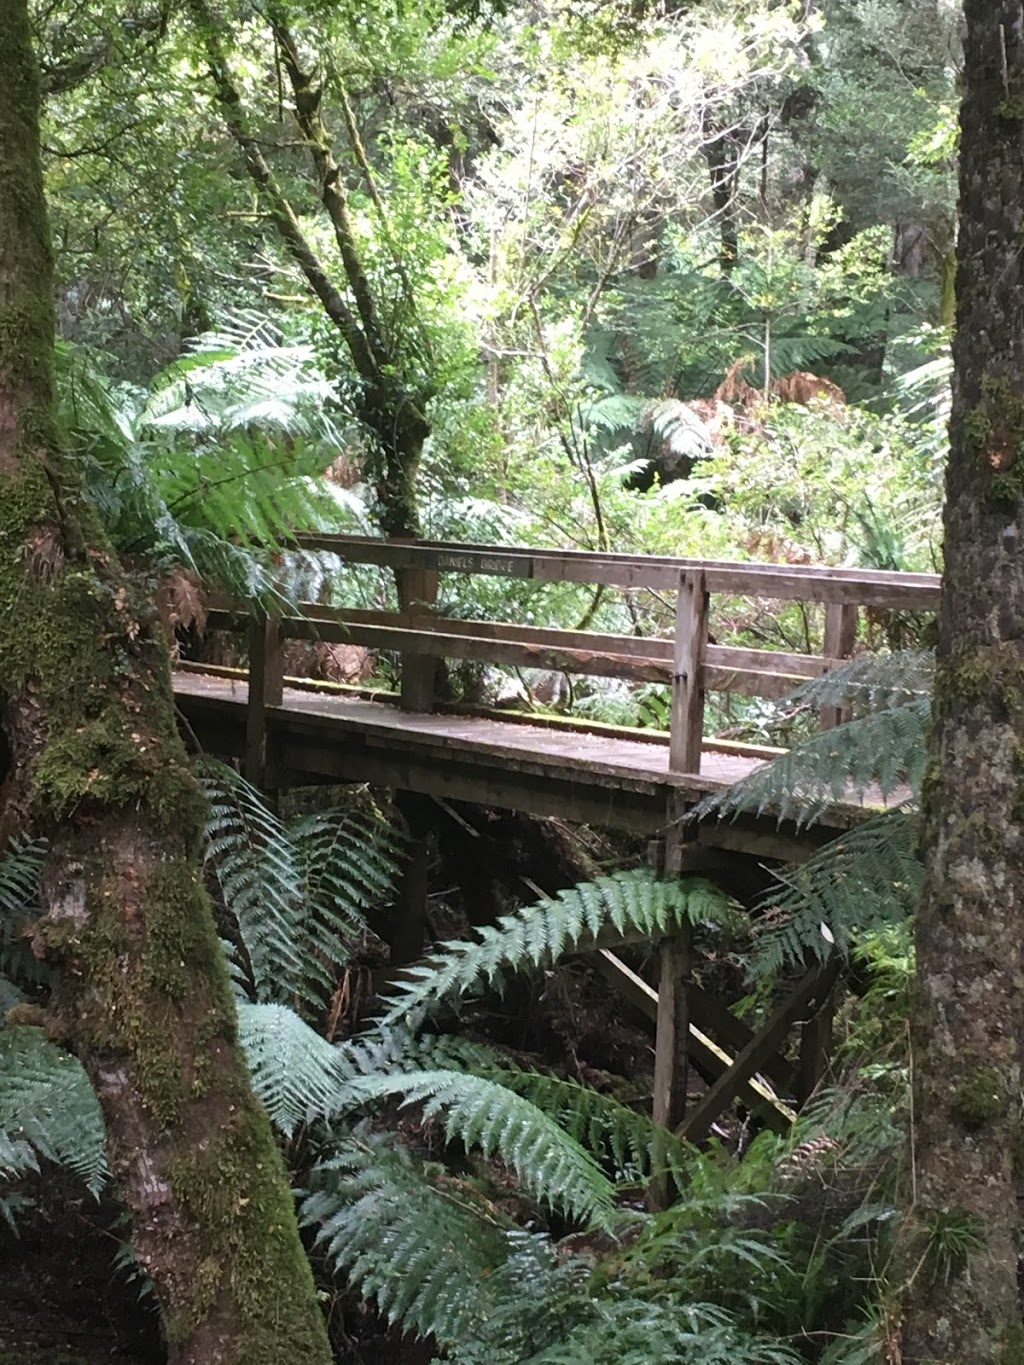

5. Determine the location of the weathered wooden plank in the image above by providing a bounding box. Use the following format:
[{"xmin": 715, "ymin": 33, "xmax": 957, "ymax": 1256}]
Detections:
[
  {"xmin": 796, "ymin": 993, "xmax": 836, "ymax": 1104},
  {"xmin": 677, "ymin": 961, "xmax": 841, "ymax": 1142},
  {"xmin": 283, "ymin": 618, "xmax": 678, "ymax": 684},
  {"xmin": 669, "ymin": 569, "xmax": 709, "ymax": 773},
  {"xmin": 398, "ymin": 567, "xmax": 439, "ymax": 713},
  {"xmin": 244, "ymin": 612, "xmax": 284, "ymax": 786},
  {"xmin": 293, "ymin": 532, "xmax": 941, "ymax": 607},
  {"xmin": 820, "ymin": 602, "xmax": 859, "ymax": 731},
  {"xmin": 248, "ymin": 602, "xmax": 835, "ymax": 679},
  {"xmin": 653, "ymin": 934, "xmax": 691, "ymax": 1130},
  {"xmin": 591, "ymin": 951, "xmax": 794, "ymax": 1130}
]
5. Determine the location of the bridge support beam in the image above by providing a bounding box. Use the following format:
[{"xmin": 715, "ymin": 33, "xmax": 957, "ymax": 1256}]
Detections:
[
  {"xmin": 389, "ymin": 792, "xmax": 434, "ymax": 965},
  {"xmin": 649, "ymin": 807, "xmax": 694, "ymax": 1210},
  {"xmin": 244, "ymin": 611, "xmax": 284, "ymax": 791}
]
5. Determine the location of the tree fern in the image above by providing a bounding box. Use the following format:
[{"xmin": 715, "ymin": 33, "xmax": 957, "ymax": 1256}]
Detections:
[
  {"xmin": 484, "ymin": 1064, "xmax": 691, "ymax": 1188},
  {"xmin": 0, "ymin": 834, "xmax": 45, "ymax": 925},
  {"xmin": 749, "ymin": 810, "xmax": 921, "ymax": 976},
  {"xmin": 0, "ymin": 1028, "xmax": 107, "ymax": 1196},
  {"xmin": 379, "ymin": 870, "xmax": 737, "ymax": 1028},
  {"xmin": 140, "ymin": 309, "xmax": 345, "ymax": 442},
  {"xmin": 58, "ymin": 327, "xmax": 348, "ymax": 609},
  {"xmin": 527, "ymin": 1295, "xmax": 802, "ymax": 1365},
  {"xmin": 784, "ymin": 651, "xmax": 933, "ymax": 715},
  {"xmin": 302, "ymin": 1130, "xmax": 525, "ymax": 1346},
  {"xmin": 200, "ymin": 760, "xmax": 400, "ymax": 1014},
  {"xmin": 697, "ymin": 701, "xmax": 928, "ymax": 828},
  {"xmin": 347, "ymin": 1069, "xmax": 617, "ymax": 1227},
  {"xmin": 0, "ymin": 834, "xmax": 48, "ymax": 1003},
  {"xmin": 200, "ymin": 759, "xmax": 306, "ymax": 999},
  {"xmin": 237, "ymin": 1002, "xmax": 356, "ymax": 1137}
]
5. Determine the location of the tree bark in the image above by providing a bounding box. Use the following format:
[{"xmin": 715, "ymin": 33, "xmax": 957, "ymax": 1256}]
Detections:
[
  {"xmin": 902, "ymin": 5, "xmax": 1024, "ymax": 1361},
  {"xmin": 0, "ymin": 2, "xmax": 332, "ymax": 1360},
  {"xmin": 189, "ymin": 0, "xmax": 429, "ymax": 538}
]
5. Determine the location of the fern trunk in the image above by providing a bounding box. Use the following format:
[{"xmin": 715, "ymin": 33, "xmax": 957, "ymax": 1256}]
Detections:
[
  {"xmin": 902, "ymin": 5, "xmax": 1024, "ymax": 1360},
  {"xmin": 0, "ymin": 3, "xmax": 331, "ymax": 1361}
]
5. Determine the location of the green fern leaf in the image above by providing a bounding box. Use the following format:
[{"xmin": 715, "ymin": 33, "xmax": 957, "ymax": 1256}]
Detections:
[
  {"xmin": 750, "ymin": 810, "xmax": 921, "ymax": 976},
  {"xmin": 303, "ymin": 1130, "xmax": 522, "ymax": 1345},
  {"xmin": 696, "ymin": 701, "xmax": 928, "ymax": 828},
  {"xmin": 237, "ymin": 1002, "xmax": 356, "ymax": 1136},
  {"xmin": 379, "ymin": 870, "xmax": 736, "ymax": 1028},
  {"xmin": 348, "ymin": 1069, "xmax": 617, "ymax": 1227},
  {"xmin": 0, "ymin": 1027, "xmax": 107, "ymax": 1195}
]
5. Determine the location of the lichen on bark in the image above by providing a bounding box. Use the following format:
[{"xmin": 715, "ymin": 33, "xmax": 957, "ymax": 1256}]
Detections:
[
  {"xmin": 0, "ymin": 1, "xmax": 331, "ymax": 1359},
  {"xmin": 900, "ymin": 5, "xmax": 1024, "ymax": 1362}
]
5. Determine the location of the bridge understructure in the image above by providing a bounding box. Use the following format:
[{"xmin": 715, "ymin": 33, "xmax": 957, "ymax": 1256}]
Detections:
[{"xmin": 173, "ymin": 534, "xmax": 936, "ymax": 1192}]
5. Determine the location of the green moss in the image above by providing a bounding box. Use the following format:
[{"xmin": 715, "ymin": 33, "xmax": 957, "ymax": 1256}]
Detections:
[
  {"xmin": 964, "ymin": 374, "xmax": 1024, "ymax": 505},
  {"xmin": 950, "ymin": 1066, "xmax": 1006, "ymax": 1132},
  {"xmin": 936, "ymin": 642, "xmax": 1024, "ymax": 718},
  {"xmin": 999, "ymin": 97, "xmax": 1024, "ymax": 121},
  {"xmin": 998, "ymin": 1325, "xmax": 1024, "ymax": 1363},
  {"xmin": 166, "ymin": 1105, "xmax": 330, "ymax": 1358}
]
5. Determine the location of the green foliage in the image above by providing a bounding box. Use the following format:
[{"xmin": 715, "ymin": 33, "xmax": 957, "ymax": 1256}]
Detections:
[
  {"xmin": 379, "ymin": 870, "xmax": 737, "ymax": 1028},
  {"xmin": 0, "ymin": 1027, "xmax": 107, "ymax": 1196},
  {"xmin": 697, "ymin": 654, "xmax": 931, "ymax": 827},
  {"xmin": 0, "ymin": 834, "xmax": 48, "ymax": 1009},
  {"xmin": 58, "ymin": 328, "xmax": 345, "ymax": 607},
  {"xmin": 483, "ymin": 1064, "xmax": 690, "ymax": 1187},
  {"xmin": 200, "ymin": 758, "xmax": 401, "ymax": 1015},
  {"xmin": 351, "ymin": 1069, "xmax": 617, "ymax": 1227},
  {"xmin": 237, "ymin": 1002, "xmax": 354, "ymax": 1138},
  {"xmin": 750, "ymin": 810, "xmax": 921, "ymax": 975}
]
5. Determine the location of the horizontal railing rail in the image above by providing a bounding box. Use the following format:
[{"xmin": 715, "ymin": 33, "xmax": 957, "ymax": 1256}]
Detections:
[
  {"xmin": 295, "ymin": 533, "xmax": 942, "ymax": 608},
  {"xmin": 201, "ymin": 536, "xmax": 940, "ymax": 785}
]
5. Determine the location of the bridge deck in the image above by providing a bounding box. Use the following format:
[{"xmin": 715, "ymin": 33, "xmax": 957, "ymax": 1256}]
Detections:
[{"xmin": 174, "ymin": 670, "xmax": 885, "ymax": 857}]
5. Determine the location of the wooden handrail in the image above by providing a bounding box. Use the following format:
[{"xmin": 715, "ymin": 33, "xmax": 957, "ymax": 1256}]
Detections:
[
  {"xmin": 294, "ymin": 532, "xmax": 941, "ymax": 608},
  {"xmin": 213, "ymin": 535, "xmax": 937, "ymax": 781}
]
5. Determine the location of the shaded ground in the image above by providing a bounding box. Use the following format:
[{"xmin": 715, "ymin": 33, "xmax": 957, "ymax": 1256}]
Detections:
[{"xmin": 0, "ymin": 1182, "xmax": 160, "ymax": 1364}]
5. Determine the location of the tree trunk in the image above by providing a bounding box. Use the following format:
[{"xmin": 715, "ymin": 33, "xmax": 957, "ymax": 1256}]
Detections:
[
  {"xmin": 0, "ymin": 3, "xmax": 332, "ymax": 1360},
  {"xmin": 902, "ymin": 5, "xmax": 1024, "ymax": 1360}
]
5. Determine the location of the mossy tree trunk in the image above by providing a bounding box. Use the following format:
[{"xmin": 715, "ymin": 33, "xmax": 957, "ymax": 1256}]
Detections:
[
  {"xmin": 0, "ymin": 3, "xmax": 332, "ymax": 1361},
  {"xmin": 189, "ymin": 0, "xmax": 429, "ymax": 539},
  {"xmin": 901, "ymin": 5, "xmax": 1024, "ymax": 1360}
]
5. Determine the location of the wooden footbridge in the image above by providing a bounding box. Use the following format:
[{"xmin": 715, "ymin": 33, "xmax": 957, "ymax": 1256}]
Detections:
[{"xmin": 172, "ymin": 534, "xmax": 939, "ymax": 1169}]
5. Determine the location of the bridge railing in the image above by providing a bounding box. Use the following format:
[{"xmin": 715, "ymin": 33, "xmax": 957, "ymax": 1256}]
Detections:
[{"xmin": 204, "ymin": 534, "xmax": 940, "ymax": 782}]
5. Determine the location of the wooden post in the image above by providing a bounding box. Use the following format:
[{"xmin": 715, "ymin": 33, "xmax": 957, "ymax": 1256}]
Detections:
[
  {"xmin": 389, "ymin": 792, "xmax": 433, "ymax": 964},
  {"xmin": 796, "ymin": 988, "xmax": 836, "ymax": 1106},
  {"xmin": 398, "ymin": 567, "xmax": 439, "ymax": 712},
  {"xmin": 820, "ymin": 602, "xmax": 857, "ymax": 731},
  {"xmin": 244, "ymin": 610, "xmax": 284, "ymax": 788},
  {"xmin": 669, "ymin": 569, "xmax": 709, "ymax": 774},
  {"xmin": 649, "ymin": 793, "xmax": 693, "ymax": 1211}
]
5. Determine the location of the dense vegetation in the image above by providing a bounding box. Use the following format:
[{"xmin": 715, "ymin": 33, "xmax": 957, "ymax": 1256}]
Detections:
[{"xmin": 0, "ymin": 0, "xmax": 980, "ymax": 1361}]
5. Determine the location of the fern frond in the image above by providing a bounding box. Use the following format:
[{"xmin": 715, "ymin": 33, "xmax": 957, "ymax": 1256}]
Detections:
[
  {"xmin": 289, "ymin": 808, "xmax": 401, "ymax": 1013},
  {"xmin": 696, "ymin": 701, "xmax": 928, "ymax": 828},
  {"xmin": 303, "ymin": 1130, "xmax": 520, "ymax": 1345},
  {"xmin": 379, "ymin": 871, "xmax": 737, "ymax": 1028},
  {"xmin": 201, "ymin": 761, "xmax": 398, "ymax": 1012},
  {"xmin": 237, "ymin": 1002, "xmax": 357, "ymax": 1136},
  {"xmin": 199, "ymin": 759, "xmax": 304, "ymax": 1000},
  {"xmin": 529, "ymin": 1293, "xmax": 802, "ymax": 1365},
  {"xmin": 348, "ymin": 1069, "xmax": 617, "ymax": 1227},
  {"xmin": 487, "ymin": 1065, "xmax": 690, "ymax": 1188},
  {"xmin": 749, "ymin": 810, "xmax": 920, "ymax": 976},
  {"xmin": 647, "ymin": 398, "xmax": 716, "ymax": 459},
  {"xmin": 0, "ymin": 1028, "xmax": 107, "ymax": 1195},
  {"xmin": 782, "ymin": 652, "xmax": 933, "ymax": 714},
  {"xmin": 0, "ymin": 835, "xmax": 45, "ymax": 925}
]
